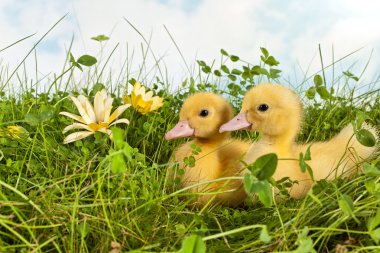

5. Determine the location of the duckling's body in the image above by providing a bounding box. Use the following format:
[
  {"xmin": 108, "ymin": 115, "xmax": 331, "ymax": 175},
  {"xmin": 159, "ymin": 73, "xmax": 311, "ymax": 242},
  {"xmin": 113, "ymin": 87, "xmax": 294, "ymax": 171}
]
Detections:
[
  {"xmin": 296, "ymin": 124, "xmax": 376, "ymax": 180},
  {"xmin": 248, "ymin": 137, "xmax": 312, "ymax": 198},
  {"xmin": 165, "ymin": 93, "xmax": 250, "ymax": 207},
  {"xmin": 220, "ymin": 83, "xmax": 378, "ymax": 199}
]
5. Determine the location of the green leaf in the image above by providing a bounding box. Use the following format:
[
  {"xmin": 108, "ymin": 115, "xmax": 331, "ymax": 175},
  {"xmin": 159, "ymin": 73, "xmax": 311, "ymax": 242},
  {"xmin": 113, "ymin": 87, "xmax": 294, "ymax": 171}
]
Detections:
[
  {"xmin": 363, "ymin": 163, "xmax": 380, "ymax": 176},
  {"xmin": 39, "ymin": 109, "xmax": 54, "ymax": 123},
  {"xmin": 241, "ymin": 71, "xmax": 252, "ymax": 80},
  {"xmin": 259, "ymin": 225, "xmax": 271, "ymax": 244},
  {"xmin": 254, "ymin": 180, "xmax": 273, "ymax": 207},
  {"xmin": 294, "ymin": 237, "xmax": 316, "ymax": 253},
  {"xmin": 243, "ymin": 174, "xmax": 273, "ymax": 206},
  {"xmin": 243, "ymin": 173, "xmax": 255, "ymax": 193},
  {"xmin": 73, "ymin": 62, "xmax": 83, "ymax": 71},
  {"xmin": 111, "ymin": 127, "xmax": 124, "ymax": 150},
  {"xmin": 180, "ymin": 235, "xmax": 206, "ymax": 253},
  {"xmin": 256, "ymin": 67, "xmax": 269, "ymax": 77},
  {"xmin": 230, "ymin": 55, "xmax": 239, "ymax": 62},
  {"xmin": 197, "ymin": 60, "xmax": 206, "ymax": 67},
  {"xmin": 243, "ymin": 172, "xmax": 273, "ymax": 207},
  {"xmin": 213, "ymin": 70, "xmax": 221, "ymax": 77},
  {"xmin": 260, "ymin": 47, "xmax": 269, "ymax": 58},
  {"xmin": 369, "ymin": 228, "xmax": 380, "ymax": 244},
  {"xmin": 25, "ymin": 110, "xmax": 54, "ymax": 126},
  {"xmin": 184, "ymin": 156, "xmax": 196, "ymax": 168},
  {"xmin": 123, "ymin": 143, "xmax": 134, "ymax": 161},
  {"xmin": 77, "ymin": 221, "xmax": 90, "ymax": 238},
  {"xmin": 69, "ymin": 52, "xmax": 76, "ymax": 64},
  {"xmin": 250, "ymin": 65, "xmax": 261, "ymax": 75},
  {"xmin": 77, "ymin": 55, "xmax": 97, "ymax": 66},
  {"xmin": 269, "ymin": 68, "xmax": 281, "ymax": 79},
  {"xmin": 299, "ymin": 146, "xmax": 314, "ymax": 180},
  {"xmin": 231, "ymin": 69, "xmax": 242, "ymax": 75},
  {"xmin": 190, "ymin": 143, "xmax": 202, "ymax": 155},
  {"xmin": 305, "ymin": 87, "xmax": 316, "ymax": 99},
  {"xmin": 220, "ymin": 49, "xmax": 229, "ymax": 56},
  {"xmin": 175, "ymin": 224, "xmax": 187, "ymax": 236},
  {"xmin": 356, "ymin": 129, "xmax": 376, "ymax": 147},
  {"xmin": 355, "ymin": 111, "xmax": 370, "ymax": 129},
  {"xmin": 201, "ymin": 66, "xmax": 211, "ymax": 74},
  {"xmin": 338, "ymin": 194, "xmax": 354, "ymax": 216},
  {"xmin": 111, "ymin": 153, "xmax": 126, "ymax": 174},
  {"xmin": 299, "ymin": 153, "xmax": 307, "ymax": 173},
  {"xmin": 221, "ymin": 65, "xmax": 230, "ymax": 74},
  {"xmin": 91, "ymin": 34, "xmax": 110, "ymax": 42},
  {"xmin": 227, "ymin": 74, "xmax": 237, "ymax": 81},
  {"xmin": 91, "ymin": 83, "xmax": 105, "ymax": 95},
  {"xmin": 294, "ymin": 227, "xmax": 317, "ymax": 253},
  {"xmin": 249, "ymin": 153, "xmax": 278, "ymax": 180},
  {"xmin": 304, "ymin": 145, "xmax": 312, "ymax": 160},
  {"xmin": 263, "ymin": 56, "xmax": 279, "ymax": 66},
  {"xmin": 316, "ymin": 86, "xmax": 330, "ymax": 100},
  {"xmin": 367, "ymin": 209, "xmax": 380, "ymax": 231},
  {"xmin": 299, "ymin": 153, "xmax": 314, "ymax": 181},
  {"xmin": 306, "ymin": 168, "xmax": 314, "ymax": 181},
  {"xmin": 364, "ymin": 179, "xmax": 377, "ymax": 193},
  {"xmin": 313, "ymin": 74, "xmax": 323, "ymax": 87}
]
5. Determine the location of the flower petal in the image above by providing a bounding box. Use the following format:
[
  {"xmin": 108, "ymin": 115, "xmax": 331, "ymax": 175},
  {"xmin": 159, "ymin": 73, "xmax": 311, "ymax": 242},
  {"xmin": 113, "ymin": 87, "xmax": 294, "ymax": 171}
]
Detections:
[
  {"xmin": 150, "ymin": 96, "xmax": 164, "ymax": 111},
  {"xmin": 59, "ymin": 111, "xmax": 87, "ymax": 124},
  {"xmin": 123, "ymin": 96, "xmax": 131, "ymax": 105},
  {"xmin": 102, "ymin": 96, "xmax": 114, "ymax": 123},
  {"xmin": 70, "ymin": 96, "xmax": 94, "ymax": 123},
  {"xmin": 143, "ymin": 90, "xmax": 154, "ymax": 100},
  {"xmin": 131, "ymin": 91, "xmax": 139, "ymax": 108},
  {"xmin": 94, "ymin": 90, "xmax": 107, "ymax": 122},
  {"xmin": 134, "ymin": 94, "xmax": 153, "ymax": 114},
  {"xmin": 109, "ymin": 118, "xmax": 130, "ymax": 126},
  {"xmin": 108, "ymin": 104, "xmax": 131, "ymax": 124},
  {"xmin": 133, "ymin": 82, "xmax": 145, "ymax": 96},
  {"xmin": 78, "ymin": 95, "xmax": 96, "ymax": 123},
  {"xmin": 63, "ymin": 131, "xmax": 94, "ymax": 144},
  {"xmin": 62, "ymin": 123, "xmax": 93, "ymax": 133}
]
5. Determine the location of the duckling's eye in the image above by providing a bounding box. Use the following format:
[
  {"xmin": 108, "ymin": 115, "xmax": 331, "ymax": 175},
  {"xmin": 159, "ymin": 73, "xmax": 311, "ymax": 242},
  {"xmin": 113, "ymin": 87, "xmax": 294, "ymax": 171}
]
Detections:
[
  {"xmin": 258, "ymin": 104, "xmax": 269, "ymax": 112},
  {"xmin": 199, "ymin": 109, "xmax": 209, "ymax": 117}
]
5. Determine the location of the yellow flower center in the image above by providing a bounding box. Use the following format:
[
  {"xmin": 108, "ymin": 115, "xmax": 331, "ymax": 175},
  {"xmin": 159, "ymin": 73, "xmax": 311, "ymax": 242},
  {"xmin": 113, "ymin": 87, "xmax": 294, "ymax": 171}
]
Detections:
[{"xmin": 88, "ymin": 121, "xmax": 109, "ymax": 131}]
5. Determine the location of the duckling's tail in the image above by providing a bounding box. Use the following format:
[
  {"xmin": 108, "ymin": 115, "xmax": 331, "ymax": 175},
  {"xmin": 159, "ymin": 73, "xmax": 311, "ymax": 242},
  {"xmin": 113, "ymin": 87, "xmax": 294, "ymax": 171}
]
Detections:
[
  {"xmin": 301, "ymin": 123, "xmax": 378, "ymax": 180},
  {"xmin": 336, "ymin": 124, "xmax": 378, "ymax": 161}
]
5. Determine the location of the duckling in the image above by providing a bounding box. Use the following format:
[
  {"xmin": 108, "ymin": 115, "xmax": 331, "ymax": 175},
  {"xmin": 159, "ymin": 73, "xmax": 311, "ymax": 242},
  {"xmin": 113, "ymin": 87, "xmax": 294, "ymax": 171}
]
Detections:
[
  {"xmin": 165, "ymin": 92, "xmax": 250, "ymax": 207},
  {"xmin": 220, "ymin": 83, "xmax": 378, "ymax": 199}
]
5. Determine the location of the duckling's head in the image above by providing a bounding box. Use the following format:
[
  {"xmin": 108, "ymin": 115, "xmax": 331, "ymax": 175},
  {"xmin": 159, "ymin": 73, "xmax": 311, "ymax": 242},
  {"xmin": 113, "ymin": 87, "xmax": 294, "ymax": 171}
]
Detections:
[
  {"xmin": 165, "ymin": 92, "xmax": 233, "ymax": 141},
  {"xmin": 220, "ymin": 83, "xmax": 303, "ymax": 139}
]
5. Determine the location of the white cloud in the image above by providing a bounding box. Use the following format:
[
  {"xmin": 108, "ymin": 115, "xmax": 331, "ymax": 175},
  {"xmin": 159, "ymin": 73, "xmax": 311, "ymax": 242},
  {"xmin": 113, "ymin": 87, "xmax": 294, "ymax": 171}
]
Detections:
[{"xmin": 0, "ymin": 0, "xmax": 379, "ymax": 93}]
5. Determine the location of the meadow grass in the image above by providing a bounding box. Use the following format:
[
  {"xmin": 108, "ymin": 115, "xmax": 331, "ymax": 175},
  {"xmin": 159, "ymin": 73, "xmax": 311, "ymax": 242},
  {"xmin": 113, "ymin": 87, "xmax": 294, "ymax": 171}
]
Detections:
[{"xmin": 0, "ymin": 24, "xmax": 380, "ymax": 253}]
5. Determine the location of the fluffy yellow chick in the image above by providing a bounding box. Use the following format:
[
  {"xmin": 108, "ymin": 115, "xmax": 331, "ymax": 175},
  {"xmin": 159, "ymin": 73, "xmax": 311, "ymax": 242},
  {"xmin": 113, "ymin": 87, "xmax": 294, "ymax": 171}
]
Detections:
[
  {"xmin": 220, "ymin": 83, "xmax": 378, "ymax": 199},
  {"xmin": 165, "ymin": 92, "xmax": 250, "ymax": 207}
]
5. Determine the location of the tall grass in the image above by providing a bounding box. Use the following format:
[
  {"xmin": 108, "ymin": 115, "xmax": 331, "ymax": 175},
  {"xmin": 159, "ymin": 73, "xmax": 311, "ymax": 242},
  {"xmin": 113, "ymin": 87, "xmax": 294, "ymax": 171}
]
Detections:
[{"xmin": 0, "ymin": 20, "xmax": 379, "ymax": 253}]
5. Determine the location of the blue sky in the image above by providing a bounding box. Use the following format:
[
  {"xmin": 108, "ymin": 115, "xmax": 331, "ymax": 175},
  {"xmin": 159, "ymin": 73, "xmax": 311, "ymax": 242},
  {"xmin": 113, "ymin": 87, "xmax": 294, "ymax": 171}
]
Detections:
[{"xmin": 1, "ymin": 0, "xmax": 380, "ymax": 92}]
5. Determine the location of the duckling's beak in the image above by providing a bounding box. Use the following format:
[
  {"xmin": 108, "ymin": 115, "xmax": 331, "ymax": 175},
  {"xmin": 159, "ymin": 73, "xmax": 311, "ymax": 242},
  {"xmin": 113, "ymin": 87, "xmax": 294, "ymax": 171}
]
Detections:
[
  {"xmin": 219, "ymin": 112, "xmax": 251, "ymax": 133},
  {"xmin": 165, "ymin": 120, "xmax": 195, "ymax": 140}
]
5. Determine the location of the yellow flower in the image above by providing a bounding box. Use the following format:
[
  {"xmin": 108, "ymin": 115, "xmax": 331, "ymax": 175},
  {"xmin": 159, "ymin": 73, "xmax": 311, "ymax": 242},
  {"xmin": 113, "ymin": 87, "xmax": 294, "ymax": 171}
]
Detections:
[
  {"xmin": 0, "ymin": 125, "xmax": 29, "ymax": 139},
  {"xmin": 60, "ymin": 89, "xmax": 131, "ymax": 144},
  {"xmin": 123, "ymin": 82, "xmax": 163, "ymax": 114}
]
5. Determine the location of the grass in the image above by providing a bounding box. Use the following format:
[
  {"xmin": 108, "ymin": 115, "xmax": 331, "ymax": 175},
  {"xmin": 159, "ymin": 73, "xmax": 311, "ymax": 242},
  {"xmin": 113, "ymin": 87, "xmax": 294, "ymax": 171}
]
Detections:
[{"xmin": 0, "ymin": 22, "xmax": 380, "ymax": 252}]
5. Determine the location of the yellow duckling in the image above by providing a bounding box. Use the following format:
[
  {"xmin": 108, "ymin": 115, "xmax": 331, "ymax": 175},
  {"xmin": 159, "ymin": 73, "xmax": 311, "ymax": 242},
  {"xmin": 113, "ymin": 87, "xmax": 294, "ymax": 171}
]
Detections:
[
  {"xmin": 165, "ymin": 92, "xmax": 250, "ymax": 207},
  {"xmin": 220, "ymin": 83, "xmax": 378, "ymax": 199}
]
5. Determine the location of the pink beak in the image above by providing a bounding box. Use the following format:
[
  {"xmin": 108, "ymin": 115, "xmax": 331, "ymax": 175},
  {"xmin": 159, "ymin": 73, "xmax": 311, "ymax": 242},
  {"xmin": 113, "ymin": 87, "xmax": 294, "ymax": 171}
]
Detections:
[
  {"xmin": 219, "ymin": 112, "xmax": 252, "ymax": 133},
  {"xmin": 165, "ymin": 120, "xmax": 195, "ymax": 140}
]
